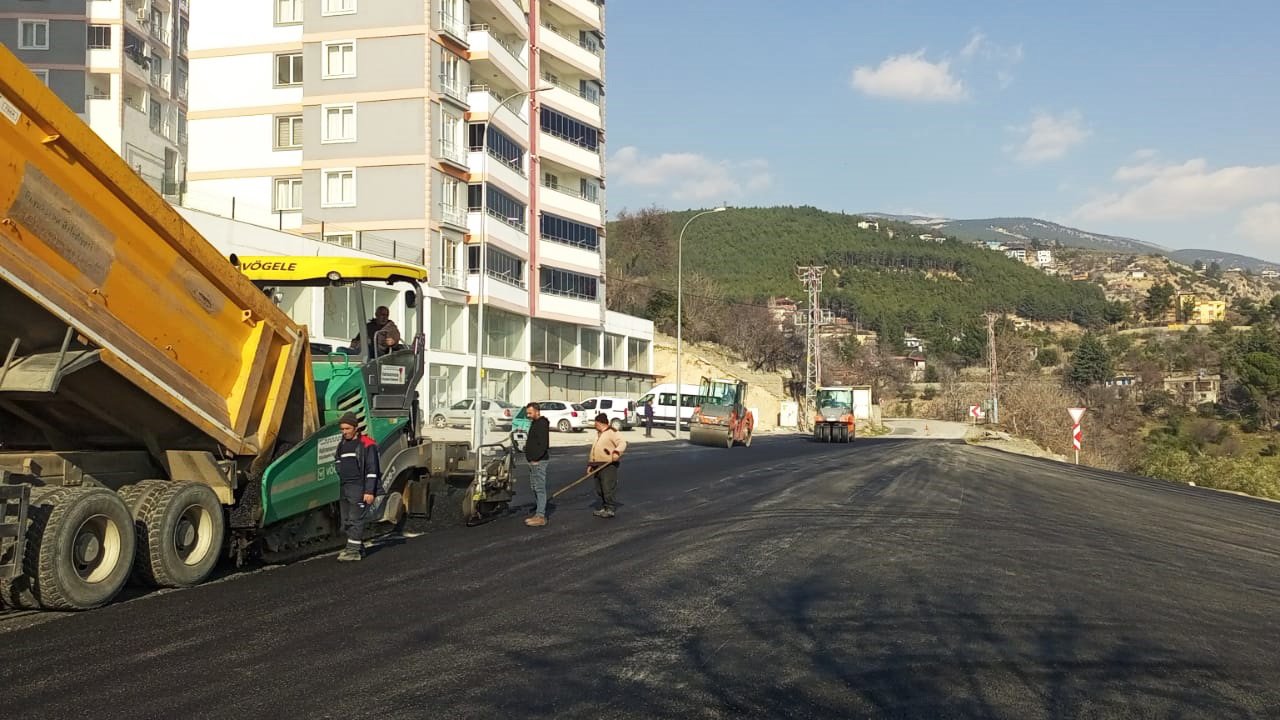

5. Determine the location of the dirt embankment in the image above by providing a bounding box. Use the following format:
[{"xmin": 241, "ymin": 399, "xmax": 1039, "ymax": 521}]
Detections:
[{"xmin": 650, "ymin": 333, "xmax": 792, "ymax": 431}]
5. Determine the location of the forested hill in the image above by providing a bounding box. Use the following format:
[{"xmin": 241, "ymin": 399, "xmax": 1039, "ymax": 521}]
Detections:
[{"xmin": 605, "ymin": 206, "xmax": 1115, "ymax": 345}]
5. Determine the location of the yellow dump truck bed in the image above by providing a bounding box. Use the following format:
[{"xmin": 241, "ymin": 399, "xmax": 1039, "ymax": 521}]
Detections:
[{"xmin": 0, "ymin": 45, "xmax": 312, "ymax": 457}]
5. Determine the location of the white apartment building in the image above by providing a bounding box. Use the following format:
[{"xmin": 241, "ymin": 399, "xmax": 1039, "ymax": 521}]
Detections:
[
  {"xmin": 0, "ymin": 0, "xmax": 189, "ymax": 196},
  {"xmin": 185, "ymin": 0, "xmax": 647, "ymax": 414}
]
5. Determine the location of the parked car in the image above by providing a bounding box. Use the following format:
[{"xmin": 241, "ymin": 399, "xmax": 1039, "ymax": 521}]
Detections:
[
  {"xmin": 432, "ymin": 398, "xmax": 516, "ymax": 431},
  {"xmin": 579, "ymin": 396, "xmax": 637, "ymax": 431},
  {"xmin": 536, "ymin": 400, "xmax": 591, "ymax": 432}
]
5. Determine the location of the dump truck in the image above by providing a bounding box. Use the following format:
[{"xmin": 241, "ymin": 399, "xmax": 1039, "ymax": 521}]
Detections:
[
  {"xmin": 0, "ymin": 46, "xmax": 512, "ymax": 610},
  {"xmin": 688, "ymin": 377, "xmax": 754, "ymax": 448}
]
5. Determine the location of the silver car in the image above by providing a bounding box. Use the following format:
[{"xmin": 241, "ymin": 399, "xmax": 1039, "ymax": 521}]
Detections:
[{"xmin": 432, "ymin": 398, "xmax": 516, "ymax": 431}]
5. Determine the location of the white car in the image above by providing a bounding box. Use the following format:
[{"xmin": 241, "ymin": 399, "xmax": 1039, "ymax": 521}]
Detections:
[
  {"xmin": 432, "ymin": 398, "xmax": 516, "ymax": 431},
  {"xmin": 579, "ymin": 396, "xmax": 637, "ymax": 431},
  {"xmin": 535, "ymin": 400, "xmax": 591, "ymax": 433}
]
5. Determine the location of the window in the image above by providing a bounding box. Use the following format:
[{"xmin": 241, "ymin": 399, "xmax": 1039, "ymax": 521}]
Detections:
[
  {"xmin": 539, "ymin": 108, "xmax": 600, "ymax": 151},
  {"xmin": 274, "ymin": 114, "xmax": 302, "ymax": 149},
  {"xmin": 540, "ymin": 266, "xmax": 598, "ymax": 300},
  {"xmin": 322, "ymin": 41, "xmax": 355, "ymax": 78},
  {"xmin": 468, "ymin": 123, "xmax": 523, "ymax": 171},
  {"xmin": 468, "ymin": 246, "xmax": 524, "ymax": 288},
  {"xmin": 580, "ymin": 329, "xmax": 600, "ymax": 367},
  {"xmin": 468, "ymin": 307, "xmax": 524, "ymax": 359},
  {"xmin": 322, "ymin": 103, "xmax": 356, "ymax": 143},
  {"xmin": 467, "ymin": 184, "xmax": 526, "ymax": 230},
  {"xmin": 531, "ymin": 320, "xmax": 577, "ymax": 364},
  {"xmin": 275, "ymin": 0, "xmax": 303, "ymax": 24},
  {"xmin": 430, "ymin": 302, "xmax": 465, "ymax": 352},
  {"xmin": 627, "ymin": 338, "xmax": 650, "ymax": 373},
  {"xmin": 275, "ymin": 53, "xmax": 303, "ymax": 86},
  {"xmin": 19, "ymin": 20, "xmax": 49, "ymax": 50},
  {"xmin": 322, "ymin": 0, "xmax": 356, "ymax": 16},
  {"xmin": 88, "ymin": 25, "xmax": 111, "ymax": 49},
  {"xmin": 604, "ymin": 333, "xmax": 623, "ymax": 369},
  {"xmin": 440, "ymin": 176, "xmax": 465, "ymax": 226},
  {"xmin": 441, "ymin": 235, "xmax": 459, "ymax": 274},
  {"xmin": 323, "ymin": 233, "xmax": 355, "ymax": 248},
  {"xmin": 540, "ymin": 213, "xmax": 599, "ymax": 250},
  {"xmin": 88, "ymin": 73, "xmax": 111, "ymax": 99},
  {"xmin": 273, "ymin": 177, "xmax": 303, "ymax": 212},
  {"xmin": 31, "ymin": 69, "xmax": 49, "ymax": 86},
  {"xmin": 321, "ymin": 168, "xmax": 356, "ymax": 207},
  {"xmin": 438, "ymin": 49, "xmax": 463, "ymax": 99},
  {"xmin": 322, "ymin": 285, "xmax": 396, "ymax": 342},
  {"xmin": 149, "ymin": 99, "xmax": 162, "ymax": 132}
]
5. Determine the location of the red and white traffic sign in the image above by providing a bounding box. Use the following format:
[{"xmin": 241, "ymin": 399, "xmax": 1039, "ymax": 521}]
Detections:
[{"xmin": 1068, "ymin": 407, "xmax": 1086, "ymax": 460}]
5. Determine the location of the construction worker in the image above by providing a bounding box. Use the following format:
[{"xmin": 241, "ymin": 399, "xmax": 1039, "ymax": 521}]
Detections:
[
  {"xmin": 588, "ymin": 412, "xmax": 627, "ymax": 518},
  {"xmin": 334, "ymin": 412, "xmax": 380, "ymax": 561},
  {"xmin": 643, "ymin": 398, "xmax": 654, "ymax": 437},
  {"xmin": 523, "ymin": 402, "xmax": 551, "ymax": 527}
]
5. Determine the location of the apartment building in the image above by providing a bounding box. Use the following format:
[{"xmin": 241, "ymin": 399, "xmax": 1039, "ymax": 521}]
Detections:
[
  {"xmin": 0, "ymin": 0, "xmax": 189, "ymax": 196},
  {"xmin": 186, "ymin": 0, "xmax": 644, "ymax": 414}
]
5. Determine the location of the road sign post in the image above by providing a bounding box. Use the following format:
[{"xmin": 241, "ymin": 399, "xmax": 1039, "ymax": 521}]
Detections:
[{"xmin": 1068, "ymin": 407, "xmax": 1086, "ymax": 465}]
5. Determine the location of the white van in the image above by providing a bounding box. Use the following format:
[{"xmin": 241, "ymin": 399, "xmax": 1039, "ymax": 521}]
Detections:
[{"xmin": 636, "ymin": 383, "xmax": 705, "ymax": 430}]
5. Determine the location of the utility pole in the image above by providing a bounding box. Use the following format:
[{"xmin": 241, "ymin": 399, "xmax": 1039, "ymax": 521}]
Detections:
[
  {"xmin": 986, "ymin": 312, "xmax": 1000, "ymax": 425},
  {"xmin": 796, "ymin": 266, "xmax": 832, "ymax": 427}
]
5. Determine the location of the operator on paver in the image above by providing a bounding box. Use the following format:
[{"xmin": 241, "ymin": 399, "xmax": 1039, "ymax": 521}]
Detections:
[
  {"xmin": 588, "ymin": 412, "xmax": 627, "ymax": 519},
  {"xmin": 334, "ymin": 412, "xmax": 381, "ymax": 562}
]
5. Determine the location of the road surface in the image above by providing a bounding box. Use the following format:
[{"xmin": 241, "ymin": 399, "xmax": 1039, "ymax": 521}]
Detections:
[{"xmin": 2, "ymin": 436, "xmax": 1278, "ymax": 719}]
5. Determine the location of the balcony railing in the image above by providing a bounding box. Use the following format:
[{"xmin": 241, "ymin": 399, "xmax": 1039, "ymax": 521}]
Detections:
[
  {"xmin": 439, "ymin": 74, "xmax": 466, "ymax": 103},
  {"xmin": 436, "ymin": 11, "xmax": 467, "ymax": 43},
  {"xmin": 438, "ymin": 138, "xmax": 467, "ymax": 165},
  {"xmin": 470, "ymin": 24, "xmax": 526, "ymax": 67},
  {"xmin": 541, "ymin": 179, "xmax": 600, "ymax": 204},
  {"xmin": 479, "ymin": 147, "xmax": 526, "ymax": 176},
  {"xmin": 441, "ymin": 204, "xmax": 467, "ymax": 228},
  {"xmin": 434, "ymin": 269, "xmax": 465, "ymax": 291},
  {"xmin": 149, "ymin": 23, "xmax": 171, "ymax": 47},
  {"xmin": 539, "ymin": 72, "xmax": 600, "ymax": 106},
  {"xmin": 470, "ymin": 83, "xmax": 526, "ymax": 116},
  {"xmin": 540, "ymin": 21, "xmax": 601, "ymax": 56}
]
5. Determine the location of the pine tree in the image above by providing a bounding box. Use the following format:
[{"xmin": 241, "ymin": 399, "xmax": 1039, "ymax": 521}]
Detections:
[{"xmin": 1067, "ymin": 334, "xmax": 1114, "ymax": 389}]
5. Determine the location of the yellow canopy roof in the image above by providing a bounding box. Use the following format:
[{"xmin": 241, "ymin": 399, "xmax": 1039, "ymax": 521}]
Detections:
[{"xmin": 232, "ymin": 255, "xmax": 428, "ymax": 286}]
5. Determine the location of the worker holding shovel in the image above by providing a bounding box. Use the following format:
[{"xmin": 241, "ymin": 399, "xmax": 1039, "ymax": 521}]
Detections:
[{"xmin": 587, "ymin": 412, "xmax": 627, "ymax": 518}]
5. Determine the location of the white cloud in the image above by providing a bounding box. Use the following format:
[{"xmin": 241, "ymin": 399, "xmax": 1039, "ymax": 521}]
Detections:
[
  {"xmin": 1076, "ymin": 159, "xmax": 1280, "ymax": 221},
  {"xmin": 608, "ymin": 146, "xmax": 772, "ymax": 201},
  {"xmin": 851, "ymin": 51, "xmax": 967, "ymax": 102},
  {"xmin": 1008, "ymin": 110, "xmax": 1091, "ymax": 163},
  {"xmin": 960, "ymin": 32, "xmax": 985, "ymax": 60},
  {"xmin": 1236, "ymin": 202, "xmax": 1280, "ymax": 245}
]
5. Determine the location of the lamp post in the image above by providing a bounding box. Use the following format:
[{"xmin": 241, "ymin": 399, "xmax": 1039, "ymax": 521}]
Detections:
[
  {"xmin": 675, "ymin": 206, "xmax": 727, "ymax": 439},
  {"xmin": 473, "ymin": 86, "xmax": 552, "ymax": 462}
]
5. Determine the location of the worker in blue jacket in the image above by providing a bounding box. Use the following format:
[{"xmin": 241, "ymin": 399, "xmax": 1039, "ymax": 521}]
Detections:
[{"xmin": 334, "ymin": 412, "xmax": 380, "ymax": 562}]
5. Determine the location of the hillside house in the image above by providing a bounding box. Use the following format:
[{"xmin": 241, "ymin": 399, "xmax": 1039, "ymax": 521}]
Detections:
[
  {"xmin": 1262, "ymin": 269, "xmax": 1279, "ymax": 279},
  {"xmin": 893, "ymin": 353, "xmax": 928, "ymax": 382},
  {"xmin": 1163, "ymin": 372, "xmax": 1221, "ymax": 406},
  {"xmin": 857, "ymin": 220, "xmax": 880, "ymax": 230},
  {"xmin": 767, "ymin": 297, "xmax": 798, "ymax": 332},
  {"xmin": 1006, "ymin": 247, "xmax": 1028, "ymax": 262},
  {"xmin": 1035, "ymin": 249, "xmax": 1054, "ymax": 267}
]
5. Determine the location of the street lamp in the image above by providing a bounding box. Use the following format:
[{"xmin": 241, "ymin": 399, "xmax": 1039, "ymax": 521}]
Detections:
[
  {"xmin": 675, "ymin": 206, "xmax": 728, "ymax": 440},
  {"xmin": 473, "ymin": 86, "xmax": 553, "ymax": 461}
]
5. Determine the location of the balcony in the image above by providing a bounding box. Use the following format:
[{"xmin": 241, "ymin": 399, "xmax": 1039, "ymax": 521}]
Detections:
[
  {"xmin": 434, "ymin": 268, "xmax": 466, "ymax": 292},
  {"xmin": 539, "ymin": 238, "xmax": 601, "ymax": 270},
  {"xmin": 435, "ymin": 10, "xmax": 468, "ymax": 46},
  {"xmin": 439, "ymin": 74, "xmax": 468, "ymax": 107},
  {"xmin": 468, "ymin": 272, "xmax": 529, "ymax": 309},
  {"xmin": 468, "ymin": 210, "xmax": 527, "ymax": 257},
  {"xmin": 467, "ymin": 85, "xmax": 529, "ymax": 143},
  {"xmin": 437, "ymin": 138, "xmax": 468, "ymax": 169},
  {"xmin": 149, "ymin": 22, "xmax": 171, "ymax": 49},
  {"xmin": 467, "ymin": 25, "xmax": 528, "ymax": 90},
  {"xmin": 539, "ymin": 180, "xmax": 601, "ymax": 227},
  {"xmin": 538, "ymin": 24, "xmax": 601, "ymax": 78},
  {"xmin": 539, "ymin": 133, "xmax": 601, "ymax": 177},
  {"xmin": 539, "ymin": 292, "xmax": 600, "ymax": 320},
  {"xmin": 549, "ymin": 0, "xmax": 603, "ymax": 30},
  {"xmin": 469, "ymin": 150, "xmax": 527, "ymax": 200},
  {"xmin": 441, "ymin": 203, "xmax": 468, "ymax": 230},
  {"xmin": 539, "ymin": 74, "xmax": 601, "ymax": 127}
]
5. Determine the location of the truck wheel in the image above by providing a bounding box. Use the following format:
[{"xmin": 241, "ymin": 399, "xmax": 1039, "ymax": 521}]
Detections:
[
  {"xmin": 432, "ymin": 414, "xmax": 447, "ymax": 429},
  {"xmin": 21, "ymin": 487, "xmax": 136, "ymax": 610},
  {"xmin": 133, "ymin": 483, "xmax": 225, "ymax": 588},
  {"xmin": 557, "ymin": 419, "xmax": 572, "ymax": 433}
]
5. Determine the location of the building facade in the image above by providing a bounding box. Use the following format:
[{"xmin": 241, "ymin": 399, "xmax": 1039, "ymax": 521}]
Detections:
[
  {"xmin": 0, "ymin": 0, "xmax": 189, "ymax": 196},
  {"xmin": 185, "ymin": 0, "xmax": 641, "ymax": 413}
]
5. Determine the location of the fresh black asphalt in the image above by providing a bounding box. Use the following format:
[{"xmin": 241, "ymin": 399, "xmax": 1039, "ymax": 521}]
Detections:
[{"xmin": 2, "ymin": 436, "xmax": 1278, "ymax": 719}]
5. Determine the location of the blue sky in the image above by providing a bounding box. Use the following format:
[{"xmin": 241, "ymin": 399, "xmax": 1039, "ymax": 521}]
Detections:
[{"xmin": 602, "ymin": 0, "xmax": 1280, "ymax": 261}]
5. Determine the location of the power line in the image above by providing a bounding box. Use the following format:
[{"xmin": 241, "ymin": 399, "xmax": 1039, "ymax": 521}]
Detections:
[{"xmin": 604, "ymin": 275, "xmax": 780, "ymax": 310}]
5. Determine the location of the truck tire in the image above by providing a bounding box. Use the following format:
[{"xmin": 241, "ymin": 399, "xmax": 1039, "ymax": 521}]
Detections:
[
  {"xmin": 133, "ymin": 482, "xmax": 225, "ymax": 588},
  {"xmin": 19, "ymin": 486, "xmax": 136, "ymax": 610}
]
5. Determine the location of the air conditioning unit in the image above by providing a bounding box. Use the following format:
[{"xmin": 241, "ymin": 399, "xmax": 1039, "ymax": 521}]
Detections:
[{"xmin": 137, "ymin": 8, "xmax": 149, "ymax": 23}]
